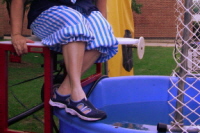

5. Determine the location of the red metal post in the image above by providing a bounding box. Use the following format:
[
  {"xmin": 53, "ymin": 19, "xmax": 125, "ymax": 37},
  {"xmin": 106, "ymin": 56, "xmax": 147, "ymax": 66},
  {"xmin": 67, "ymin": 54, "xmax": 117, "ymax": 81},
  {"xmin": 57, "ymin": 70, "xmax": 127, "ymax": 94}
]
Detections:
[
  {"xmin": 43, "ymin": 47, "xmax": 53, "ymax": 133},
  {"xmin": 0, "ymin": 47, "xmax": 8, "ymax": 133},
  {"xmin": 96, "ymin": 63, "xmax": 102, "ymax": 74}
]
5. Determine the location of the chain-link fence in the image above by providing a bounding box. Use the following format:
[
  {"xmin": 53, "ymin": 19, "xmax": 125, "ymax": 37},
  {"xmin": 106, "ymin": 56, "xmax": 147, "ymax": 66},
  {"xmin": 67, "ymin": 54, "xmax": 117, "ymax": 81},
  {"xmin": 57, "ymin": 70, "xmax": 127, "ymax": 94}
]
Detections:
[{"xmin": 168, "ymin": 0, "xmax": 200, "ymax": 132}]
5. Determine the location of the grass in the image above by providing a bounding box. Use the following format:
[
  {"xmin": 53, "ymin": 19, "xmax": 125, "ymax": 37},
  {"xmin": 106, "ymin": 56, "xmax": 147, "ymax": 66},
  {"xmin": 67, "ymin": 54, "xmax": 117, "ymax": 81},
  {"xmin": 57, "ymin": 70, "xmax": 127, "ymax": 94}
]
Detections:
[
  {"xmin": 7, "ymin": 46, "xmax": 176, "ymax": 132},
  {"xmin": 133, "ymin": 46, "xmax": 176, "ymax": 75},
  {"xmin": 8, "ymin": 53, "xmax": 47, "ymax": 132}
]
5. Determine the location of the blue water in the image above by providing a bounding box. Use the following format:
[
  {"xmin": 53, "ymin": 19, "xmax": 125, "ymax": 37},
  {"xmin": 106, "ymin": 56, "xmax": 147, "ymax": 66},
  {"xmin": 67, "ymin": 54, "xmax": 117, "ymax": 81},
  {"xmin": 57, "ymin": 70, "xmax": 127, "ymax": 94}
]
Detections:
[
  {"xmin": 99, "ymin": 101, "xmax": 199, "ymax": 130},
  {"xmin": 100, "ymin": 101, "xmax": 172, "ymax": 125}
]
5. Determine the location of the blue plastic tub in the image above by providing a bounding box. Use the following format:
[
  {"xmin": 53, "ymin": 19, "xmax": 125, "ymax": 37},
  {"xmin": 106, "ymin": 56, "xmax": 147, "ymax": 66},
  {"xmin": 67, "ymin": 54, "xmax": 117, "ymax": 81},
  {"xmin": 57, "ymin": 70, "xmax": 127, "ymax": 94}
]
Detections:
[{"xmin": 53, "ymin": 76, "xmax": 200, "ymax": 133}]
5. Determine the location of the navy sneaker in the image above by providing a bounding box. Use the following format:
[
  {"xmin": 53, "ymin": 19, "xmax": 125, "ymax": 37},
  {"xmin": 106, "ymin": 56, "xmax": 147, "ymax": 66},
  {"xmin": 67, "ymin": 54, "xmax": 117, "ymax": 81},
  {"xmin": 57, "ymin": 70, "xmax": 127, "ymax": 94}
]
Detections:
[
  {"xmin": 65, "ymin": 98, "xmax": 107, "ymax": 121},
  {"xmin": 49, "ymin": 84, "xmax": 70, "ymax": 108}
]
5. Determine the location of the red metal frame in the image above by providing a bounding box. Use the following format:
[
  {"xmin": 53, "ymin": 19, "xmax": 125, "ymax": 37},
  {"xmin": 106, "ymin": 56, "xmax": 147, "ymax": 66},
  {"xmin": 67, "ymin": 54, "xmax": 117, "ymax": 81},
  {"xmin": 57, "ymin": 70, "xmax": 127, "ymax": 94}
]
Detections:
[
  {"xmin": 0, "ymin": 43, "xmax": 53, "ymax": 133},
  {"xmin": 0, "ymin": 43, "xmax": 102, "ymax": 133}
]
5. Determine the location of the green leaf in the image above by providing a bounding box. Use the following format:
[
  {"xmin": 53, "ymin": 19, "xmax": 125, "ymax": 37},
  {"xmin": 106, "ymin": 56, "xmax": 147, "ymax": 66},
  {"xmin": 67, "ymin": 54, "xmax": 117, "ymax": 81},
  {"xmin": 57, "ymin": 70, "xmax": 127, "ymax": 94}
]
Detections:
[{"xmin": 131, "ymin": 0, "xmax": 143, "ymax": 14}]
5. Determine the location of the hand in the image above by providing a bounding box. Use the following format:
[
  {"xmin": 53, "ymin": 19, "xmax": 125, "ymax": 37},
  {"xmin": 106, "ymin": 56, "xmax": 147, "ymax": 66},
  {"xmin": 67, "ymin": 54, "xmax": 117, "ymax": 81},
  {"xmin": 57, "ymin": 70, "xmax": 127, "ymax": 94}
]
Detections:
[{"xmin": 11, "ymin": 35, "xmax": 34, "ymax": 56}]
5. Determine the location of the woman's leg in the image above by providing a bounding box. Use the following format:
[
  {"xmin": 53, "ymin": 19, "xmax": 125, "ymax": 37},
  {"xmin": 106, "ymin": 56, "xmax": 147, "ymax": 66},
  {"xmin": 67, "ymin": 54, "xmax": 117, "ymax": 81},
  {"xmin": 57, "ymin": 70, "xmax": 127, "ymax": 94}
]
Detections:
[
  {"xmin": 57, "ymin": 47, "xmax": 101, "ymax": 99},
  {"xmin": 60, "ymin": 41, "xmax": 86, "ymax": 101},
  {"xmin": 81, "ymin": 50, "xmax": 101, "ymax": 75},
  {"xmin": 53, "ymin": 42, "xmax": 106, "ymax": 121}
]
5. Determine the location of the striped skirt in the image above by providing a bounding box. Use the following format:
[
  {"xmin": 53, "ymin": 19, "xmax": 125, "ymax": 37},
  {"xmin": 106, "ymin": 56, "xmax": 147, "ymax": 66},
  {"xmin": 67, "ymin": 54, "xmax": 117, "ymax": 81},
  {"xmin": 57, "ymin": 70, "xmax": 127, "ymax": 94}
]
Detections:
[{"xmin": 30, "ymin": 6, "xmax": 118, "ymax": 63}]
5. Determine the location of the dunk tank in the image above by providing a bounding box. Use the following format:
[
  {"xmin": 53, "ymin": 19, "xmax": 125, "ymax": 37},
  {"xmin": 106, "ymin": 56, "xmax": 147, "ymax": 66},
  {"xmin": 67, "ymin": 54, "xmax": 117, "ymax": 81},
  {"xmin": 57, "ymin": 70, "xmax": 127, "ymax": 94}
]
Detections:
[
  {"xmin": 0, "ymin": 0, "xmax": 199, "ymax": 133},
  {"xmin": 56, "ymin": 0, "xmax": 200, "ymax": 133}
]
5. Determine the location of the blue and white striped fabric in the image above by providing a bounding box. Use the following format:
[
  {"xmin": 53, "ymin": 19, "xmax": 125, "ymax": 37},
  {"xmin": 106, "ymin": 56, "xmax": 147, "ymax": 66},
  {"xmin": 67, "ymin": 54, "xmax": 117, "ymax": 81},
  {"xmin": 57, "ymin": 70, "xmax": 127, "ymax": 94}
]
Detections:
[
  {"xmin": 30, "ymin": 6, "xmax": 118, "ymax": 63},
  {"xmin": 71, "ymin": 0, "xmax": 76, "ymax": 4}
]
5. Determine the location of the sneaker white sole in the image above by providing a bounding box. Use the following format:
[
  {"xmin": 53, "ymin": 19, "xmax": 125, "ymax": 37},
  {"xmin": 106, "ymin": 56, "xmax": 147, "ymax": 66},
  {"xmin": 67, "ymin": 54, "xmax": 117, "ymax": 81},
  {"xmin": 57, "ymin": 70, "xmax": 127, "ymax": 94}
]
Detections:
[
  {"xmin": 49, "ymin": 99, "xmax": 66, "ymax": 108},
  {"xmin": 65, "ymin": 107, "xmax": 102, "ymax": 121}
]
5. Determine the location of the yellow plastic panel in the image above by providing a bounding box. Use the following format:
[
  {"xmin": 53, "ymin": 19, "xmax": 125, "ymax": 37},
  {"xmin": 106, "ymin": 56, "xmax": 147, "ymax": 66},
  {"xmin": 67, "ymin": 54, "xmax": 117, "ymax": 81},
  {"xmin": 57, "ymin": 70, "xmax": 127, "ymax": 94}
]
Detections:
[{"xmin": 107, "ymin": 0, "xmax": 134, "ymax": 77}]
